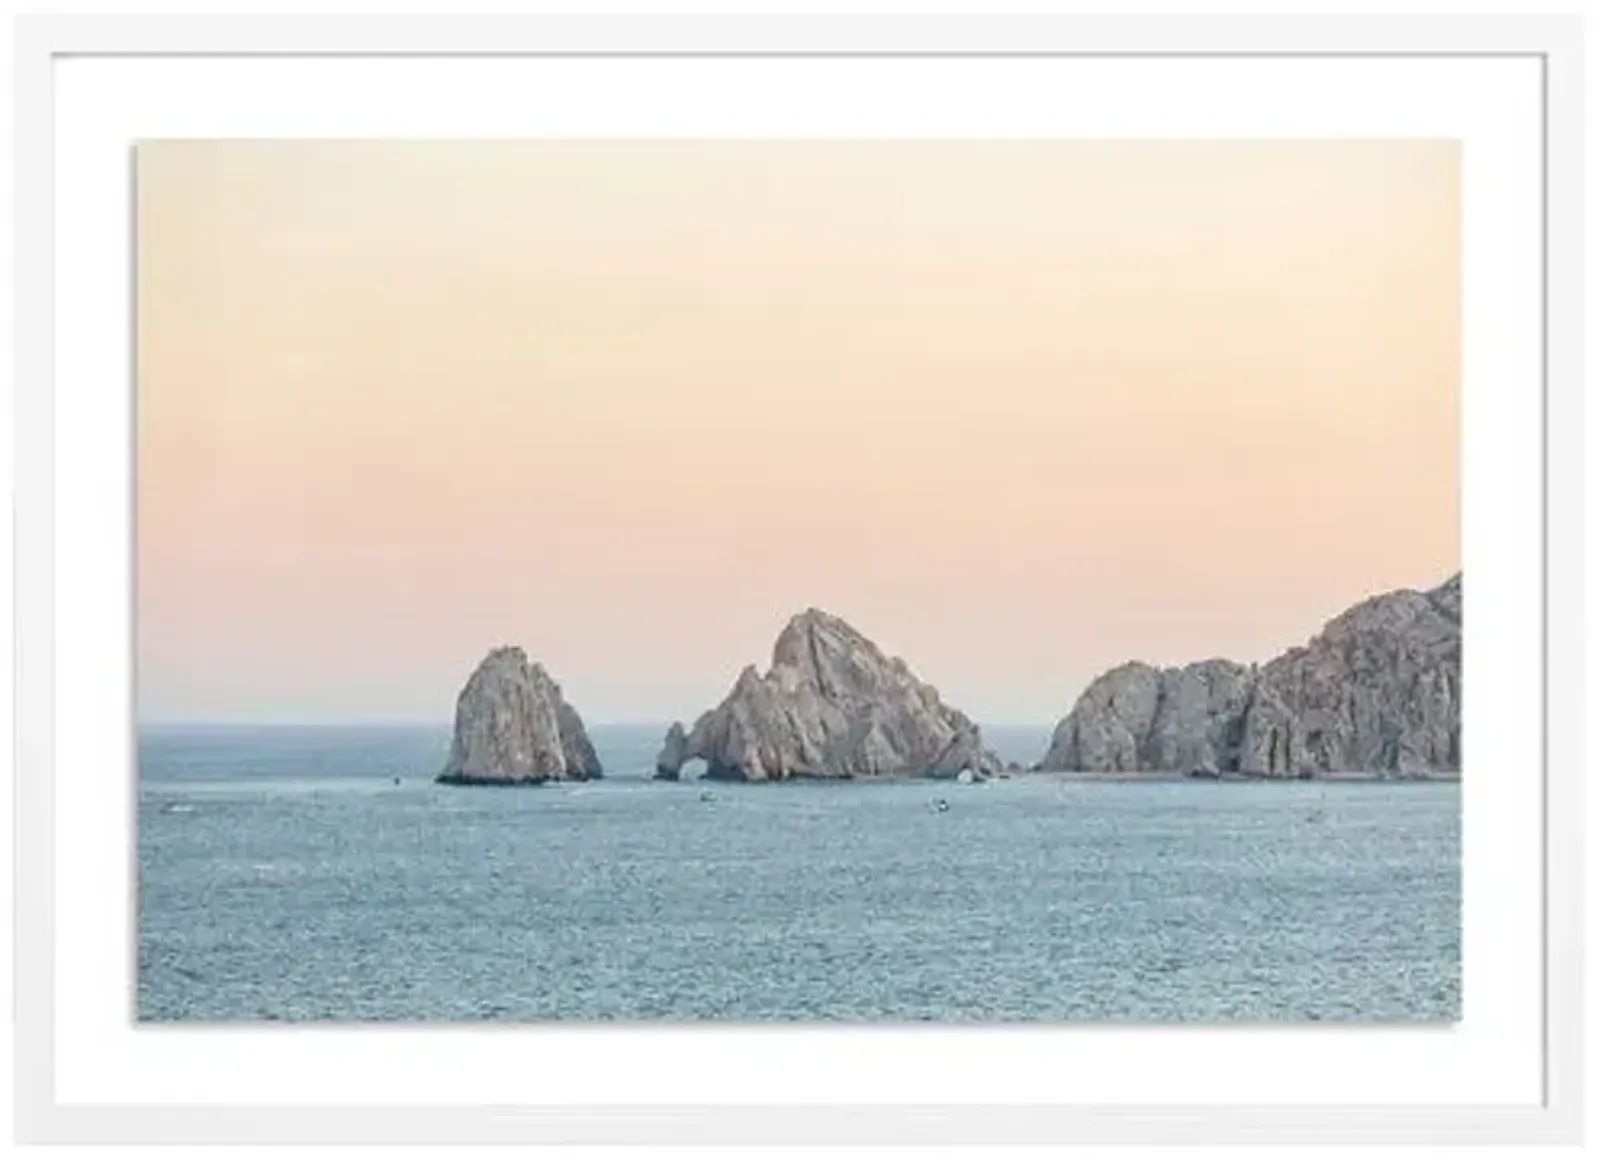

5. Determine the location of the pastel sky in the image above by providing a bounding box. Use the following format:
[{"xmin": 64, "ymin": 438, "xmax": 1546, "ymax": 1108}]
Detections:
[{"xmin": 137, "ymin": 140, "xmax": 1459, "ymax": 725}]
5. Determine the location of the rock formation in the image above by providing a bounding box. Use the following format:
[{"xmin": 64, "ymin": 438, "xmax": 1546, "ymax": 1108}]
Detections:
[
  {"xmin": 438, "ymin": 647, "xmax": 602, "ymax": 785},
  {"xmin": 1044, "ymin": 658, "xmax": 1255, "ymax": 777},
  {"xmin": 1041, "ymin": 574, "xmax": 1461, "ymax": 778},
  {"xmin": 655, "ymin": 721, "xmax": 689, "ymax": 779},
  {"xmin": 654, "ymin": 608, "xmax": 1002, "ymax": 782}
]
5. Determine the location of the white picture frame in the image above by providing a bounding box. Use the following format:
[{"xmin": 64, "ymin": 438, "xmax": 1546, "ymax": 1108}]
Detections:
[{"xmin": 13, "ymin": 11, "xmax": 1585, "ymax": 1145}]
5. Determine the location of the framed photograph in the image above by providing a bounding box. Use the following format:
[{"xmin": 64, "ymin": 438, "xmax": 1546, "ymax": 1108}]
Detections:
[{"xmin": 13, "ymin": 11, "xmax": 1584, "ymax": 1146}]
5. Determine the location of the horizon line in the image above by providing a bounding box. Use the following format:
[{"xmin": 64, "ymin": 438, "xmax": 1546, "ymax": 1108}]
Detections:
[{"xmin": 136, "ymin": 716, "xmax": 1064, "ymax": 730}]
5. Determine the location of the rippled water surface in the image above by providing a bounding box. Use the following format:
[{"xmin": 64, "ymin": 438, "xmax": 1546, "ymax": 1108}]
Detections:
[{"xmin": 138, "ymin": 724, "xmax": 1460, "ymax": 1022}]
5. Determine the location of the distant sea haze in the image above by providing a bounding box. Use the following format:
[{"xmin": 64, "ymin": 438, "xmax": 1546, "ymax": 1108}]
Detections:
[{"xmin": 136, "ymin": 722, "xmax": 1056, "ymax": 783}]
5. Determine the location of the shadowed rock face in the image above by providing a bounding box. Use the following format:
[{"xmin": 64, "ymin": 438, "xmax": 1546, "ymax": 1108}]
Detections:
[
  {"xmin": 438, "ymin": 647, "xmax": 602, "ymax": 785},
  {"xmin": 1042, "ymin": 574, "xmax": 1461, "ymax": 779},
  {"xmin": 655, "ymin": 721, "xmax": 689, "ymax": 779},
  {"xmin": 655, "ymin": 609, "xmax": 1001, "ymax": 782}
]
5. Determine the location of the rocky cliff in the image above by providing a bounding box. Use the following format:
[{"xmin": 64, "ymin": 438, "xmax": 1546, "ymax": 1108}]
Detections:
[
  {"xmin": 655, "ymin": 608, "xmax": 1001, "ymax": 782},
  {"xmin": 438, "ymin": 647, "xmax": 603, "ymax": 785},
  {"xmin": 1043, "ymin": 658, "xmax": 1256, "ymax": 776},
  {"xmin": 1041, "ymin": 574, "xmax": 1461, "ymax": 778}
]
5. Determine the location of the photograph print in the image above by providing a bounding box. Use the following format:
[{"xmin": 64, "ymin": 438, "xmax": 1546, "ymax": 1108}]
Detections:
[{"xmin": 137, "ymin": 140, "xmax": 1461, "ymax": 1023}]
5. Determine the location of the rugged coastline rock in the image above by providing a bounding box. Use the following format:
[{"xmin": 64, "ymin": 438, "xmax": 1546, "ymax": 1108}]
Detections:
[
  {"xmin": 1044, "ymin": 658, "xmax": 1255, "ymax": 777},
  {"xmin": 438, "ymin": 647, "xmax": 602, "ymax": 785},
  {"xmin": 654, "ymin": 608, "xmax": 1002, "ymax": 782},
  {"xmin": 1041, "ymin": 574, "xmax": 1461, "ymax": 779},
  {"xmin": 1240, "ymin": 573, "xmax": 1461, "ymax": 778}
]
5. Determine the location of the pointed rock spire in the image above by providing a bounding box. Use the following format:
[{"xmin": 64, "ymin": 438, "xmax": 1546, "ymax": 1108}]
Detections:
[
  {"xmin": 439, "ymin": 646, "xmax": 602, "ymax": 785},
  {"xmin": 655, "ymin": 609, "xmax": 999, "ymax": 782}
]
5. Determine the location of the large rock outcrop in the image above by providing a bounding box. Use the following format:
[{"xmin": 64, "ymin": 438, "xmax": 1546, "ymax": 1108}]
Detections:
[
  {"xmin": 655, "ymin": 608, "xmax": 1002, "ymax": 782},
  {"xmin": 1044, "ymin": 658, "xmax": 1255, "ymax": 777},
  {"xmin": 1041, "ymin": 573, "xmax": 1461, "ymax": 778},
  {"xmin": 438, "ymin": 647, "xmax": 603, "ymax": 785}
]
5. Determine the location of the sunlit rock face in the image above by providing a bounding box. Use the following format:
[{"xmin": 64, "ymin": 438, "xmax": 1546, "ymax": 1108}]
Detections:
[
  {"xmin": 655, "ymin": 609, "xmax": 1001, "ymax": 783},
  {"xmin": 439, "ymin": 647, "xmax": 602, "ymax": 785},
  {"xmin": 1043, "ymin": 574, "xmax": 1461, "ymax": 779}
]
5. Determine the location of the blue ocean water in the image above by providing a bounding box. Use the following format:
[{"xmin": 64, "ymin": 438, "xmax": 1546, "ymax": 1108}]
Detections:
[{"xmin": 137, "ymin": 723, "xmax": 1461, "ymax": 1023}]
